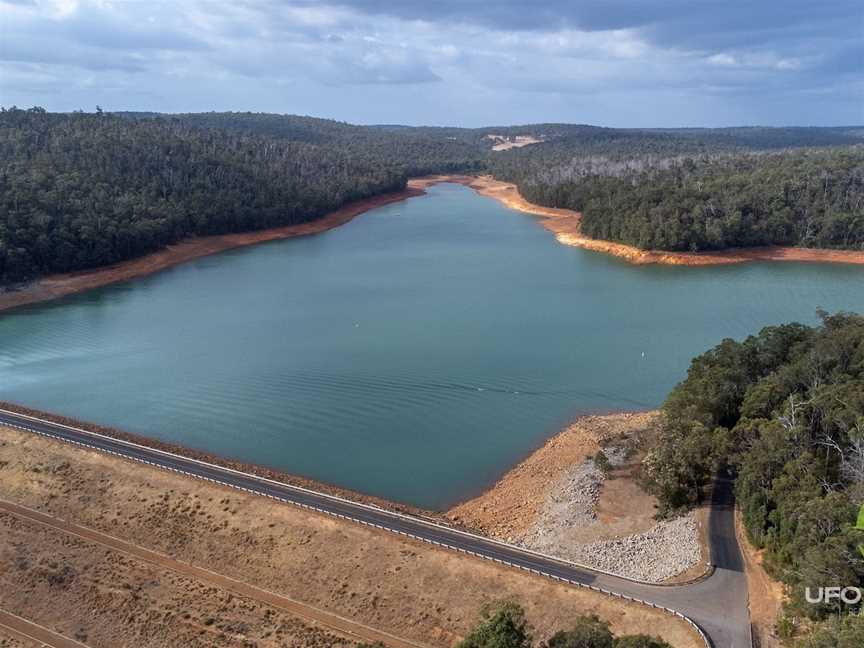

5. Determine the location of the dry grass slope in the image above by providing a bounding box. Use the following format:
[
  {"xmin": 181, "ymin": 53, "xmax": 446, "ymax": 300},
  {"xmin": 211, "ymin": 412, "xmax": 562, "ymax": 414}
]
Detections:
[{"xmin": 0, "ymin": 426, "xmax": 703, "ymax": 647}]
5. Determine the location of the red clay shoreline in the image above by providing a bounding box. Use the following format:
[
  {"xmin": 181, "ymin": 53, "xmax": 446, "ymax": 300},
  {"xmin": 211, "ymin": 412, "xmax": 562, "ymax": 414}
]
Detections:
[
  {"xmin": 0, "ymin": 186, "xmax": 425, "ymax": 314},
  {"xmin": 1, "ymin": 174, "xmax": 861, "ymax": 314},
  {"xmin": 417, "ymin": 175, "xmax": 864, "ymax": 267}
]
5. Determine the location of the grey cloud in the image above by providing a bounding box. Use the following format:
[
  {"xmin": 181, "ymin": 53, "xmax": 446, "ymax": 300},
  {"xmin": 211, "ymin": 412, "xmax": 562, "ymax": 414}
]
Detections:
[
  {"xmin": 333, "ymin": 1, "xmax": 862, "ymax": 53},
  {"xmin": 0, "ymin": 0, "xmax": 858, "ymax": 126}
]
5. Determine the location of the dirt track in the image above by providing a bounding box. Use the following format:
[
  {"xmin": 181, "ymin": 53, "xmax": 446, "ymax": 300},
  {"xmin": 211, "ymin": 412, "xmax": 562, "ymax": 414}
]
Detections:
[{"xmin": 0, "ymin": 499, "xmax": 423, "ymax": 648}]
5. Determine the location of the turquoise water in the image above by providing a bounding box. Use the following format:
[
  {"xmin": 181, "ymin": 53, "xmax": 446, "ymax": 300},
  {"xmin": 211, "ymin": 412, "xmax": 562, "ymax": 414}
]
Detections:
[{"xmin": 2, "ymin": 184, "xmax": 862, "ymax": 508}]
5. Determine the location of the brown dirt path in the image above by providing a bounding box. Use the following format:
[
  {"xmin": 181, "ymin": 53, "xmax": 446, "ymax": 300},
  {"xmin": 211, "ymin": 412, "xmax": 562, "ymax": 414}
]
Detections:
[
  {"xmin": 0, "ymin": 609, "xmax": 89, "ymax": 648},
  {"xmin": 736, "ymin": 510, "xmax": 783, "ymax": 647},
  {"xmin": 0, "ymin": 499, "xmax": 425, "ymax": 648}
]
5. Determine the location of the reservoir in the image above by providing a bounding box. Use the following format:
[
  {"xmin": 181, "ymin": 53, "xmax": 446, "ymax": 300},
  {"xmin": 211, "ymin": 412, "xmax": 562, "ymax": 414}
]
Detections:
[{"xmin": 2, "ymin": 183, "xmax": 863, "ymax": 509}]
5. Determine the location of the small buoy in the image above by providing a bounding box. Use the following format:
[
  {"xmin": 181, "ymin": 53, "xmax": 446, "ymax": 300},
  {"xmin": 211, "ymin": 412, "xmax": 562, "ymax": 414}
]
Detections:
[{"xmin": 641, "ymin": 351, "xmax": 646, "ymax": 358}]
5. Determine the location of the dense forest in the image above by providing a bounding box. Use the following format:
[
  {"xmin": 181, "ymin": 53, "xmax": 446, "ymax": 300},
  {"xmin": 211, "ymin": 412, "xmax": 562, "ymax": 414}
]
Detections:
[
  {"xmin": 1, "ymin": 107, "xmax": 862, "ymax": 285},
  {"xmin": 489, "ymin": 136, "xmax": 864, "ymax": 252},
  {"xmin": 120, "ymin": 111, "xmax": 486, "ymax": 177},
  {"xmin": 643, "ymin": 312, "xmax": 864, "ymax": 640},
  {"xmin": 0, "ymin": 107, "xmax": 480, "ymax": 284}
]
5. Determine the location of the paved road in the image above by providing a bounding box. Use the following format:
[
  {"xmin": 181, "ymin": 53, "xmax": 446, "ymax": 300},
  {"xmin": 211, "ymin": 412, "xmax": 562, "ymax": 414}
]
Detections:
[{"xmin": 0, "ymin": 408, "xmax": 750, "ymax": 648}]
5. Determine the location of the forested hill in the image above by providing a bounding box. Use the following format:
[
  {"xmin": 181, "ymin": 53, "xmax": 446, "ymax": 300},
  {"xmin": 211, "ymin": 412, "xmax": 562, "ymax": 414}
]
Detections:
[
  {"xmin": 0, "ymin": 108, "xmax": 481, "ymax": 284},
  {"xmin": 119, "ymin": 111, "xmax": 486, "ymax": 177},
  {"xmin": 502, "ymin": 148, "xmax": 864, "ymax": 252},
  {"xmin": 644, "ymin": 311, "xmax": 864, "ymax": 639},
  {"xmin": 2, "ymin": 107, "xmax": 863, "ymax": 286},
  {"xmin": 487, "ymin": 130, "xmax": 864, "ymax": 253}
]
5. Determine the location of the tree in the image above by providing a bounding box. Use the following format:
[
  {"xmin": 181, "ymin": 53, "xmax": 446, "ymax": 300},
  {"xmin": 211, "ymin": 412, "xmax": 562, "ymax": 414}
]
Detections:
[
  {"xmin": 643, "ymin": 312, "xmax": 864, "ymax": 632},
  {"xmin": 613, "ymin": 636, "xmax": 672, "ymax": 648},
  {"xmin": 458, "ymin": 602, "xmax": 533, "ymax": 648},
  {"xmin": 543, "ymin": 615, "xmax": 613, "ymax": 648}
]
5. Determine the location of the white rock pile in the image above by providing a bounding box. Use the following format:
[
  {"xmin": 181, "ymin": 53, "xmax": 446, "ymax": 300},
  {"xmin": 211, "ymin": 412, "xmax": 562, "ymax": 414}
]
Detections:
[{"xmin": 515, "ymin": 449, "xmax": 701, "ymax": 583}]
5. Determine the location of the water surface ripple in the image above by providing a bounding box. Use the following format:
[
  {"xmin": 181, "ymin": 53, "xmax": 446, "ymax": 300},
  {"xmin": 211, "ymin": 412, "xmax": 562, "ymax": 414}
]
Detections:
[{"xmin": 2, "ymin": 184, "xmax": 863, "ymax": 508}]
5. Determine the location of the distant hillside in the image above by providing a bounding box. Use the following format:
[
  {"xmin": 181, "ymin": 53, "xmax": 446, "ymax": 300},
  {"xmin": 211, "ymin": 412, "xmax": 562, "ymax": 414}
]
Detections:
[
  {"xmin": 487, "ymin": 127, "xmax": 864, "ymax": 252},
  {"xmin": 117, "ymin": 111, "xmax": 486, "ymax": 177},
  {"xmin": 2, "ymin": 107, "xmax": 862, "ymax": 285},
  {"xmin": 0, "ymin": 108, "xmax": 407, "ymax": 284}
]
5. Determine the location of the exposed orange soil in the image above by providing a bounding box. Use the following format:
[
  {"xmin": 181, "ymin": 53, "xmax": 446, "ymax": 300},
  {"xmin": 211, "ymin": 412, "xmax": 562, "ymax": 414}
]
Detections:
[
  {"xmin": 4, "ymin": 174, "xmax": 861, "ymax": 314},
  {"xmin": 446, "ymin": 412, "xmax": 659, "ymax": 540},
  {"xmin": 0, "ymin": 187, "xmax": 424, "ymax": 314},
  {"xmin": 736, "ymin": 510, "xmax": 784, "ymax": 647},
  {"xmin": 412, "ymin": 175, "xmax": 864, "ymax": 267}
]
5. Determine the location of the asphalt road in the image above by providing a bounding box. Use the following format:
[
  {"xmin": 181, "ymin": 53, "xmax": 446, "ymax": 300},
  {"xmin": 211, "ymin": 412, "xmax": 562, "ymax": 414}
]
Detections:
[{"xmin": 0, "ymin": 408, "xmax": 750, "ymax": 648}]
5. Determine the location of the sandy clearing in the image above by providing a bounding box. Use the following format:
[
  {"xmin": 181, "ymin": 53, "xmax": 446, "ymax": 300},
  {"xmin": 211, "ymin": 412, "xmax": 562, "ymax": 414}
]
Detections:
[
  {"xmin": 0, "ymin": 426, "xmax": 703, "ymax": 647},
  {"xmin": 485, "ymin": 134, "xmax": 545, "ymax": 151}
]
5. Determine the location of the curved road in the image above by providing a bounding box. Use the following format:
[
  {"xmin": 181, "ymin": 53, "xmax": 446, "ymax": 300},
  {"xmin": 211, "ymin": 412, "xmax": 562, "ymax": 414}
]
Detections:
[{"xmin": 0, "ymin": 408, "xmax": 750, "ymax": 648}]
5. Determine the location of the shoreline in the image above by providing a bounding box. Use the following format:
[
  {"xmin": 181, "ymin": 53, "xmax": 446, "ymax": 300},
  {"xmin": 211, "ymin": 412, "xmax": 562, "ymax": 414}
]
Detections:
[
  {"xmin": 0, "ymin": 186, "xmax": 425, "ymax": 314},
  {"xmin": 3, "ymin": 399, "xmax": 710, "ymax": 583},
  {"xmin": 2, "ymin": 173, "xmax": 862, "ymax": 314},
  {"xmin": 444, "ymin": 411, "xmax": 658, "ymax": 537},
  {"xmin": 1, "ymin": 424, "xmax": 705, "ymax": 648},
  {"xmin": 413, "ymin": 175, "xmax": 864, "ymax": 267},
  {"xmin": 445, "ymin": 409, "xmax": 712, "ymax": 584}
]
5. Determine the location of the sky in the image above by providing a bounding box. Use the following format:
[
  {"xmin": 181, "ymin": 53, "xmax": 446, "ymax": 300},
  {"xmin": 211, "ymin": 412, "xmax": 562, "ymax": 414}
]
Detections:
[{"xmin": 0, "ymin": 0, "xmax": 861, "ymax": 127}]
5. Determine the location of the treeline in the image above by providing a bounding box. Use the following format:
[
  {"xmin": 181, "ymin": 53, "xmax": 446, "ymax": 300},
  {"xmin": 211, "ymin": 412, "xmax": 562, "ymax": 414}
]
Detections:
[
  {"xmin": 490, "ymin": 139, "xmax": 864, "ymax": 252},
  {"xmin": 0, "ymin": 107, "xmax": 479, "ymax": 284},
  {"xmin": 457, "ymin": 602, "xmax": 671, "ymax": 648},
  {"xmin": 643, "ymin": 312, "xmax": 864, "ymax": 638},
  {"xmin": 2, "ymin": 107, "xmax": 862, "ymax": 284},
  {"xmin": 577, "ymin": 149, "xmax": 863, "ymax": 251},
  {"xmin": 121, "ymin": 111, "xmax": 486, "ymax": 177}
]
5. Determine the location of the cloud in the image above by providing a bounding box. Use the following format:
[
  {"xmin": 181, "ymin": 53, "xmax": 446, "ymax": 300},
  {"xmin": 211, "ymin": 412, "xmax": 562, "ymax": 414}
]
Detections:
[{"xmin": 0, "ymin": 0, "xmax": 859, "ymax": 126}]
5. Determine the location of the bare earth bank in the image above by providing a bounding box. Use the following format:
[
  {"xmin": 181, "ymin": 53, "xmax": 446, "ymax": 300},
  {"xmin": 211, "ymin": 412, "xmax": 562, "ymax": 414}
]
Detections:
[
  {"xmin": 412, "ymin": 175, "xmax": 864, "ymax": 268},
  {"xmin": 446, "ymin": 411, "xmax": 710, "ymax": 583},
  {"xmin": 0, "ymin": 187, "xmax": 424, "ymax": 314},
  {"xmin": 0, "ymin": 400, "xmax": 707, "ymax": 584},
  {"xmin": 3, "ymin": 175, "xmax": 862, "ymax": 314}
]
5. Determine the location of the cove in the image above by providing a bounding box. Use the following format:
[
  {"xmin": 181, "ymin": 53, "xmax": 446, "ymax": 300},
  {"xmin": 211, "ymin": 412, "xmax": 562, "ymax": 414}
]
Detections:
[{"xmin": 2, "ymin": 183, "xmax": 863, "ymax": 509}]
